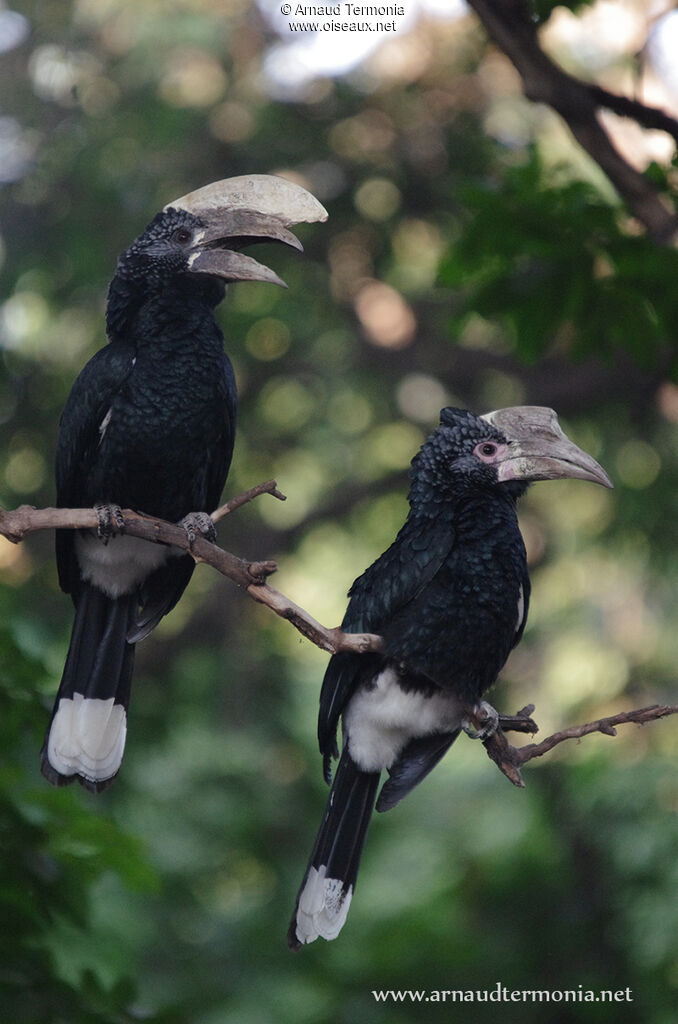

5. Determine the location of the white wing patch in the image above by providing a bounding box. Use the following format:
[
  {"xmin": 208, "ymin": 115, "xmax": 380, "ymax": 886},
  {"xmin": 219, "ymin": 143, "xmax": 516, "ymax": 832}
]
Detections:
[
  {"xmin": 98, "ymin": 407, "xmax": 113, "ymax": 444},
  {"xmin": 47, "ymin": 694, "xmax": 127, "ymax": 784},
  {"xmin": 294, "ymin": 865, "xmax": 353, "ymax": 946},
  {"xmin": 516, "ymin": 583, "xmax": 525, "ymax": 634},
  {"xmin": 98, "ymin": 358, "xmax": 135, "ymax": 443}
]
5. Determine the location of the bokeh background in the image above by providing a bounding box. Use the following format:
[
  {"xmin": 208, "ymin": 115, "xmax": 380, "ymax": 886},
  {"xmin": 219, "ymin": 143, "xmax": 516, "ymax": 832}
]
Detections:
[{"xmin": 2, "ymin": 1, "xmax": 678, "ymax": 1021}]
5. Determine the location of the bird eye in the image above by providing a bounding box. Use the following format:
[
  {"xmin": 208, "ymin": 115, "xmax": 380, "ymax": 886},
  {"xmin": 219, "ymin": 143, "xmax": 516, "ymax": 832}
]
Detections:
[
  {"xmin": 474, "ymin": 441, "xmax": 499, "ymax": 461},
  {"xmin": 172, "ymin": 227, "xmax": 193, "ymax": 245}
]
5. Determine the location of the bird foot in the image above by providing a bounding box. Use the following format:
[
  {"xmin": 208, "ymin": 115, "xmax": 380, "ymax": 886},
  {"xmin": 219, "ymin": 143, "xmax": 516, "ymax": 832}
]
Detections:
[
  {"xmin": 462, "ymin": 701, "xmax": 500, "ymax": 741},
  {"xmin": 179, "ymin": 511, "xmax": 216, "ymax": 547},
  {"xmin": 94, "ymin": 503, "xmax": 124, "ymax": 544}
]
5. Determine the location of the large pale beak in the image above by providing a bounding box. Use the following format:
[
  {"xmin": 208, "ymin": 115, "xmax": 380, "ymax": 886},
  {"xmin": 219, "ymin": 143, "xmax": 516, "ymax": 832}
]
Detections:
[
  {"xmin": 481, "ymin": 406, "xmax": 613, "ymax": 488},
  {"xmin": 164, "ymin": 174, "xmax": 328, "ymax": 287}
]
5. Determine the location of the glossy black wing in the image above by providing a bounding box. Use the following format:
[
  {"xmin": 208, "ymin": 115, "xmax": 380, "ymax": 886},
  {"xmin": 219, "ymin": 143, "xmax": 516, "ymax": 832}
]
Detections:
[
  {"xmin": 204, "ymin": 352, "xmax": 237, "ymax": 512},
  {"xmin": 317, "ymin": 515, "xmax": 456, "ymax": 759},
  {"xmin": 132, "ymin": 352, "xmax": 238, "ymax": 641},
  {"xmin": 55, "ymin": 343, "xmax": 136, "ymax": 595},
  {"xmin": 375, "ymin": 729, "xmax": 460, "ymax": 812}
]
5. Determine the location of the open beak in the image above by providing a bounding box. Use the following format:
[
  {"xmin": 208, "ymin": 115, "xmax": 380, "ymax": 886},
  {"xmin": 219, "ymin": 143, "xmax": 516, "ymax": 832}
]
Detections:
[
  {"xmin": 164, "ymin": 174, "xmax": 328, "ymax": 287},
  {"xmin": 481, "ymin": 406, "xmax": 613, "ymax": 488}
]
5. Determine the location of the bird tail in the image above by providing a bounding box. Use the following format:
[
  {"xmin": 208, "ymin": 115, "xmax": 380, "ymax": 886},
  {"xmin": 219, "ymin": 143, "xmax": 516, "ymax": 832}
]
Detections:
[
  {"xmin": 41, "ymin": 584, "xmax": 136, "ymax": 793},
  {"xmin": 288, "ymin": 747, "xmax": 380, "ymax": 950}
]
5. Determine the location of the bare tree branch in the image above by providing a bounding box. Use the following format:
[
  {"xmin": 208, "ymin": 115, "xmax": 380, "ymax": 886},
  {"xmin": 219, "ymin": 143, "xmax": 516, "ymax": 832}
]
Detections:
[
  {"xmin": 467, "ymin": 0, "xmax": 678, "ymax": 245},
  {"xmin": 516, "ymin": 702, "xmax": 678, "ymax": 761},
  {"xmin": 0, "ymin": 491, "xmax": 383, "ymax": 657},
  {"xmin": 2, "ymin": 497, "xmax": 676, "ymax": 770},
  {"xmin": 465, "ymin": 701, "xmax": 678, "ymax": 787}
]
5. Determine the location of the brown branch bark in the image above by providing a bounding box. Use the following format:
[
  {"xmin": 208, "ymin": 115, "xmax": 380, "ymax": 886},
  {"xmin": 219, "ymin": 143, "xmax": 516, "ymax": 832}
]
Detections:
[
  {"xmin": 210, "ymin": 478, "xmax": 287, "ymax": 523},
  {"xmin": 467, "ymin": 0, "xmax": 678, "ymax": 245},
  {"xmin": 465, "ymin": 701, "xmax": 678, "ymax": 787},
  {"xmin": 0, "ymin": 491, "xmax": 383, "ymax": 657}
]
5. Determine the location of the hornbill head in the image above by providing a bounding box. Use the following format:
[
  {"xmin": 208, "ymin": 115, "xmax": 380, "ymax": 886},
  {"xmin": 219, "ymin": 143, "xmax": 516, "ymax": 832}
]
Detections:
[
  {"xmin": 478, "ymin": 405, "xmax": 613, "ymax": 488},
  {"xmin": 413, "ymin": 406, "xmax": 612, "ymax": 499},
  {"xmin": 115, "ymin": 174, "xmax": 328, "ymax": 290}
]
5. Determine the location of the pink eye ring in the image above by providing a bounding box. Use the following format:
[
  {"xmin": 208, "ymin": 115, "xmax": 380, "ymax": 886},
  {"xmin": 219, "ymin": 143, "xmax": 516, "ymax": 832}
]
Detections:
[{"xmin": 474, "ymin": 441, "xmax": 499, "ymax": 460}]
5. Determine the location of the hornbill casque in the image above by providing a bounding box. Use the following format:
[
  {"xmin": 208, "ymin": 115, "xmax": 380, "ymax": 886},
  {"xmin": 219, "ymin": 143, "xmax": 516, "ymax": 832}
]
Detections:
[
  {"xmin": 42, "ymin": 175, "xmax": 327, "ymax": 792},
  {"xmin": 288, "ymin": 405, "xmax": 612, "ymax": 949}
]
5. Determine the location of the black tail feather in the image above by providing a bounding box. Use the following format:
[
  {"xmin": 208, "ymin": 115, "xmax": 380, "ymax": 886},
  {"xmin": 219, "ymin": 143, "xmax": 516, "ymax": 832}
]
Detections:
[
  {"xmin": 376, "ymin": 730, "xmax": 459, "ymax": 813},
  {"xmin": 288, "ymin": 748, "xmax": 379, "ymax": 950},
  {"xmin": 128, "ymin": 554, "xmax": 195, "ymax": 644},
  {"xmin": 41, "ymin": 584, "xmax": 136, "ymax": 792}
]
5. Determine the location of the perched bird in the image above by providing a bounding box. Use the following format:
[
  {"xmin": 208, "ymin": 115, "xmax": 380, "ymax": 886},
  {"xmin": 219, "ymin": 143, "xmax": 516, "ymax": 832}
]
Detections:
[
  {"xmin": 43, "ymin": 175, "xmax": 327, "ymax": 792},
  {"xmin": 288, "ymin": 405, "xmax": 612, "ymax": 949}
]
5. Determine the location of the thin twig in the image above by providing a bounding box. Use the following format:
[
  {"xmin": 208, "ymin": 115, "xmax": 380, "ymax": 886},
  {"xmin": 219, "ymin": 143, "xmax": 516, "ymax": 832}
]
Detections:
[
  {"xmin": 211, "ymin": 479, "xmax": 286, "ymax": 523},
  {"xmin": 516, "ymin": 703, "xmax": 678, "ymax": 763}
]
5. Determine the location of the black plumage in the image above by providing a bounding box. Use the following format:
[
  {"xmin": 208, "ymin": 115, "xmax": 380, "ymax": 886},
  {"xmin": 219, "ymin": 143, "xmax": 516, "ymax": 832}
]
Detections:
[
  {"xmin": 288, "ymin": 405, "xmax": 612, "ymax": 948},
  {"xmin": 42, "ymin": 175, "xmax": 326, "ymax": 792}
]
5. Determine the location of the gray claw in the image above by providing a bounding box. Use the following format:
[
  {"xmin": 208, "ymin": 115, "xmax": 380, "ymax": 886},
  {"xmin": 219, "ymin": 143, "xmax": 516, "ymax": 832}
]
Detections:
[
  {"xmin": 95, "ymin": 503, "xmax": 124, "ymax": 545},
  {"xmin": 180, "ymin": 511, "xmax": 216, "ymax": 547},
  {"xmin": 462, "ymin": 701, "xmax": 500, "ymax": 740}
]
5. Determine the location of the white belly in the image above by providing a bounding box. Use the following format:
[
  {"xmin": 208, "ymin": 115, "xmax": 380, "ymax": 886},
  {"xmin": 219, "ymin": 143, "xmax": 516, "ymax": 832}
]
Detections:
[
  {"xmin": 75, "ymin": 532, "xmax": 178, "ymax": 597},
  {"xmin": 343, "ymin": 666, "xmax": 463, "ymax": 773}
]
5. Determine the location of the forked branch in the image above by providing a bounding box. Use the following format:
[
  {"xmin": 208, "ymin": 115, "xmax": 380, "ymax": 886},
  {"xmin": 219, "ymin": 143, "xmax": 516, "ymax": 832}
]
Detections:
[
  {"xmin": 465, "ymin": 701, "xmax": 678, "ymax": 787},
  {"xmin": 0, "ymin": 485, "xmax": 383, "ymax": 657}
]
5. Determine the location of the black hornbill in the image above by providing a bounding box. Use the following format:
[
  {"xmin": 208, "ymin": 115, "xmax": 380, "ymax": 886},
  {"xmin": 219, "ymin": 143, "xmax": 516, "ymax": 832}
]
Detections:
[
  {"xmin": 288, "ymin": 405, "xmax": 612, "ymax": 949},
  {"xmin": 42, "ymin": 175, "xmax": 327, "ymax": 792}
]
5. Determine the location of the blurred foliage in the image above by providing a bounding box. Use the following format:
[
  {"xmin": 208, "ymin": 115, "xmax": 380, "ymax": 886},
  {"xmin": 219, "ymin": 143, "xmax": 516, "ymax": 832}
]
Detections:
[
  {"xmin": 1, "ymin": 1, "xmax": 678, "ymax": 1022},
  {"xmin": 440, "ymin": 156, "xmax": 678, "ymax": 365},
  {"xmin": 531, "ymin": 0, "xmax": 597, "ymax": 25}
]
